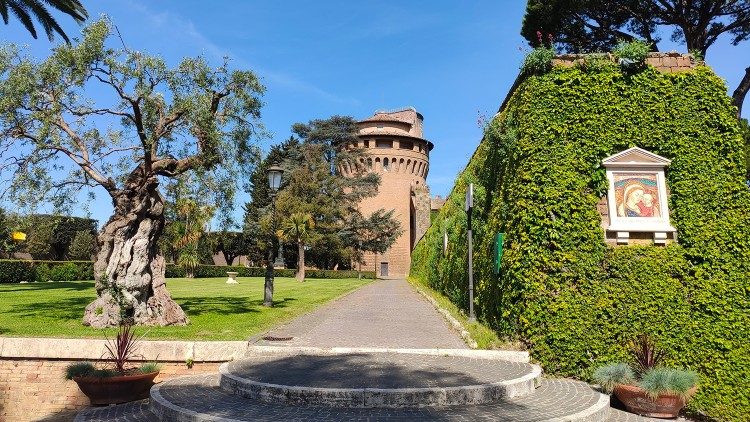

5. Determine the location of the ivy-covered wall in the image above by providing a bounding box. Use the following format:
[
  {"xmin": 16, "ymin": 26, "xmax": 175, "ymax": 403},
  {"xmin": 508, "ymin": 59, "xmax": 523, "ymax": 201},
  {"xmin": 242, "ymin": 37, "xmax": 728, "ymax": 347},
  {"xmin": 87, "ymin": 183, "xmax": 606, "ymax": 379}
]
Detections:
[{"xmin": 411, "ymin": 64, "xmax": 750, "ymax": 420}]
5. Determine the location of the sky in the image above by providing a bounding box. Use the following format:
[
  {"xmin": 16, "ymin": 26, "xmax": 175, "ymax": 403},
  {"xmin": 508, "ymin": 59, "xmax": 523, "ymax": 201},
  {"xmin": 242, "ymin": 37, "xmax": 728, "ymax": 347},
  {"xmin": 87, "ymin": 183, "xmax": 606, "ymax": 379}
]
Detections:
[{"xmin": 1, "ymin": 1, "xmax": 748, "ymax": 228}]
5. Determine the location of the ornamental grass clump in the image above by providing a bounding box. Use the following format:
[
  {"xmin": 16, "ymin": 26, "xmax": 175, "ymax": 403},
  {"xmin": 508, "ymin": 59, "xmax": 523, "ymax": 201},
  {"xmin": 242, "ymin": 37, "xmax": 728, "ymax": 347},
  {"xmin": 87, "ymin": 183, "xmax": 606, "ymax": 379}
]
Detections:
[
  {"xmin": 640, "ymin": 367, "xmax": 699, "ymax": 400},
  {"xmin": 593, "ymin": 363, "xmax": 634, "ymax": 393}
]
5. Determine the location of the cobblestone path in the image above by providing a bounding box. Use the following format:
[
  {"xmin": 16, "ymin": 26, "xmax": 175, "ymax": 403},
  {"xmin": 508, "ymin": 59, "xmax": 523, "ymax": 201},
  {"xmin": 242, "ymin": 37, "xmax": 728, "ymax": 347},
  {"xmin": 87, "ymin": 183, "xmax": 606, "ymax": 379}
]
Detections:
[{"xmin": 254, "ymin": 278, "xmax": 468, "ymax": 349}]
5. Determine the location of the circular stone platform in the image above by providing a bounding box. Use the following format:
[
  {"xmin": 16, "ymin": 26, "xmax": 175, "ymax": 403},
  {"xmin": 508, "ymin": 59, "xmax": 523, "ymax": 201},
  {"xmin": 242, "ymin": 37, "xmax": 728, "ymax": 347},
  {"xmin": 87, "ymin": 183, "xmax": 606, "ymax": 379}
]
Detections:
[{"xmin": 219, "ymin": 352, "xmax": 542, "ymax": 407}]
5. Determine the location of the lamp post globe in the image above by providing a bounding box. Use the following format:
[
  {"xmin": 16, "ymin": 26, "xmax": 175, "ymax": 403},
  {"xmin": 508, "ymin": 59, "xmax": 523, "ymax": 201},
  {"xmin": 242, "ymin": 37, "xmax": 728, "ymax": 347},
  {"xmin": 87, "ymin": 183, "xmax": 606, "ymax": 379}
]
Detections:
[{"xmin": 267, "ymin": 165, "xmax": 283, "ymax": 192}]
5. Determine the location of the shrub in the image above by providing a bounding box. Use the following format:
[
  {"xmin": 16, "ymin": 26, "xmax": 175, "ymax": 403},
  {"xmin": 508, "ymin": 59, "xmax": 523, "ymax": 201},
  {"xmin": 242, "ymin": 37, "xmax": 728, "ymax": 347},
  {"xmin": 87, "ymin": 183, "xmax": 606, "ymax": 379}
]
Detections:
[
  {"xmin": 411, "ymin": 64, "xmax": 750, "ymax": 420},
  {"xmin": 613, "ymin": 40, "xmax": 651, "ymax": 69},
  {"xmin": 49, "ymin": 261, "xmax": 81, "ymax": 281},
  {"xmin": 0, "ymin": 259, "xmax": 93, "ymax": 283},
  {"xmin": 0, "ymin": 259, "xmax": 375, "ymax": 283},
  {"xmin": 139, "ymin": 362, "xmax": 161, "ymax": 374},
  {"xmin": 521, "ymin": 47, "xmax": 555, "ymax": 75},
  {"xmin": 593, "ymin": 363, "xmax": 635, "ymax": 393},
  {"xmin": 65, "ymin": 361, "xmax": 96, "ymax": 379}
]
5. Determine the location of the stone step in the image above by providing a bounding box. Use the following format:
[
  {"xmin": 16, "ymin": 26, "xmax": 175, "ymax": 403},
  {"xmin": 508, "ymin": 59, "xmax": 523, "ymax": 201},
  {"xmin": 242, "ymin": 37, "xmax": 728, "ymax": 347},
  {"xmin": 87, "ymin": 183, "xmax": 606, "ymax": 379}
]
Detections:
[
  {"xmin": 220, "ymin": 352, "xmax": 542, "ymax": 408},
  {"xmin": 75, "ymin": 395, "xmax": 666, "ymax": 422},
  {"xmin": 145, "ymin": 375, "xmax": 610, "ymax": 421}
]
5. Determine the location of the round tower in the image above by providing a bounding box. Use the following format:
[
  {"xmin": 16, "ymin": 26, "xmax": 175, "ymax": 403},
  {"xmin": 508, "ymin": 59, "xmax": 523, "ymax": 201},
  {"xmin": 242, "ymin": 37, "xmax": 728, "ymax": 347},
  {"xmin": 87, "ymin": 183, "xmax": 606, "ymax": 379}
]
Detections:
[{"xmin": 352, "ymin": 107, "xmax": 433, "ymax": 278}]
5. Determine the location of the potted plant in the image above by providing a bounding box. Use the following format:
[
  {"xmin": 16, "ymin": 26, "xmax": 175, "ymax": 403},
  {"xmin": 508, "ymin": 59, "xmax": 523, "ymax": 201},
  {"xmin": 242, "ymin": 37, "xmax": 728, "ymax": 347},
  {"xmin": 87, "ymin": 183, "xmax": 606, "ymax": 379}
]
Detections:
[
  {"xmin": 593, "ymin": 335, "xmax": 699, "ymax": 418},
  {"xmin": 65, "ymin": 323, "xmax": 160, "ymax": 405}
]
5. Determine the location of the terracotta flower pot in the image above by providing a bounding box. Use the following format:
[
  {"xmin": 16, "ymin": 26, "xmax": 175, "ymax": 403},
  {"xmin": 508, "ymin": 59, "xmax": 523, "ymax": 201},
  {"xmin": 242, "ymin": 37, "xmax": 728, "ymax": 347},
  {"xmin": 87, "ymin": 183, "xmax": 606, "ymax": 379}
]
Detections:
[
  {"xmin": 73, "ymin": 371, "xmax": 159, "ymax": 405},
  {"xmin": 614, "ymin": 383, "xmax": 696, "ymax": 419}
]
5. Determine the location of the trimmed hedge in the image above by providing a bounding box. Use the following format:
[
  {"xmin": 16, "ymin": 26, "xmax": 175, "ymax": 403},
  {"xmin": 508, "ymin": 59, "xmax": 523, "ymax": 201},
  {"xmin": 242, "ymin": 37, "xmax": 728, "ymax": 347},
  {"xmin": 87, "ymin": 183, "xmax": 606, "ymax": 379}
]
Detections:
[
  {"xmin": 0, "ymin": 260, "xmax": 94, "ymax": 283},
  {"xmin": 411, "ymin": 64, "xmax": 750, "ymax": 420},
  {"xmin": 0, "ymin": 260, "xmax": 375, "ymax": 283}
]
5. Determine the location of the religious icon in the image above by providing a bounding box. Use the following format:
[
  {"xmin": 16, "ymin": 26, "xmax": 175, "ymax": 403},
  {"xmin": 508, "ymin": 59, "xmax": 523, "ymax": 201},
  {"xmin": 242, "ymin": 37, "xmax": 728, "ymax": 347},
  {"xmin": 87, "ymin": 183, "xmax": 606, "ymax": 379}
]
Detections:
[{"xmin": 613, "ymin": 174, "xmax": 660, "ymax": 218}]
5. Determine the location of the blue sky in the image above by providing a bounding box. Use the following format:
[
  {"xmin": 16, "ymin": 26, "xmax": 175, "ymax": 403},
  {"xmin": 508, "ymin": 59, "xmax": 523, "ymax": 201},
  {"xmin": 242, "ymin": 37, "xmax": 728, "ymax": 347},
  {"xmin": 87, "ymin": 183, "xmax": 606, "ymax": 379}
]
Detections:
[{"xmin": 2, "ymin": 1, "xmax": 748, "ymax": 228}]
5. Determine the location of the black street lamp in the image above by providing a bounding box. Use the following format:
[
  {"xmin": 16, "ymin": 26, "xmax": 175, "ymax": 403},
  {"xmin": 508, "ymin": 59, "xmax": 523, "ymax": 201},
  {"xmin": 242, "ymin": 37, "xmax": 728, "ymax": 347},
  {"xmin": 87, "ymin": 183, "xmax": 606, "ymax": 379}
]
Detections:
[{"xmin": 264, "ymin": 165, "xmax": 284, "ymax": 307}]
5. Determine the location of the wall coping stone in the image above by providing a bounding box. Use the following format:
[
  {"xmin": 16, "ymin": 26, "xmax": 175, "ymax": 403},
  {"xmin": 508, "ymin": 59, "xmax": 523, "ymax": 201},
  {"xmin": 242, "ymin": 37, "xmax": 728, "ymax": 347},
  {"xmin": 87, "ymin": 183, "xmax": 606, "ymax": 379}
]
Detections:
[
  {"xmin": 0, "ymin": 337, "xmax": 248, "ymax": 362},
  {"xmin": 0, "ymin": 338, "xmax": 530, "ymax": 363}
]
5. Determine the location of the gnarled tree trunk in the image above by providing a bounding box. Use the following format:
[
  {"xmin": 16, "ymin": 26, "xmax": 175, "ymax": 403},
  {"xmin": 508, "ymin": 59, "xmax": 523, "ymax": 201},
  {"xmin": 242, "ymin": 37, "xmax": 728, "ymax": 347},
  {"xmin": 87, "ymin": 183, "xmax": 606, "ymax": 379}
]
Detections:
[{"xmin": 83, "ymin": 171, "xmax": 188, "ymax": 328}]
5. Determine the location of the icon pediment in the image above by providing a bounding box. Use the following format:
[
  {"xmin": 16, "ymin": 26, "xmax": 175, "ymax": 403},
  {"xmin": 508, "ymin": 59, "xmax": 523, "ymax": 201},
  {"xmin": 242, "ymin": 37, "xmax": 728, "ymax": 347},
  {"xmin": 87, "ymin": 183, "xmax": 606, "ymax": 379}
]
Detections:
[{"xmin": 602, "ymin": 147, "xmax": 670, "ymax": 168}]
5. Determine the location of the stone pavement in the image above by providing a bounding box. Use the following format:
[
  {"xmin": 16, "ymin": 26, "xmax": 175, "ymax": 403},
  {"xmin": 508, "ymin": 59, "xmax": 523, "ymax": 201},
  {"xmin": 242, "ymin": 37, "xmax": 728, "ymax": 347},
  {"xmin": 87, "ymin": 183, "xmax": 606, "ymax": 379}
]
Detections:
[
  {"xmin": 254, "ymin": 278, "xmax": 468, "ymax": 349},
  {"xmin": 75, "ymin": 278, "xmax": 666, "ymax": 421}
]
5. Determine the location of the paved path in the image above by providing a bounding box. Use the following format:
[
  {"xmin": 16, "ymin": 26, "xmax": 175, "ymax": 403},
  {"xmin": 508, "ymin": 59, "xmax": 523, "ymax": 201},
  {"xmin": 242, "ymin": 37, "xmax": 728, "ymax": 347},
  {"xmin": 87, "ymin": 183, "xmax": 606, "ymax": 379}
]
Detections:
[{"xmin": 254, "ymin": 278, "xmax": 468, "ymax": 349}]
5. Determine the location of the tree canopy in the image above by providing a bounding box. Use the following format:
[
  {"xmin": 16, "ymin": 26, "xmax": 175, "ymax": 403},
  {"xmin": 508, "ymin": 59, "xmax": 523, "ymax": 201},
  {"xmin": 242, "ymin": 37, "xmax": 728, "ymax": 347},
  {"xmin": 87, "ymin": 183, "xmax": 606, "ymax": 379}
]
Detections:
[{"xmin": 521, "ymin": 0, "xmax": 750, "ymax": 115}]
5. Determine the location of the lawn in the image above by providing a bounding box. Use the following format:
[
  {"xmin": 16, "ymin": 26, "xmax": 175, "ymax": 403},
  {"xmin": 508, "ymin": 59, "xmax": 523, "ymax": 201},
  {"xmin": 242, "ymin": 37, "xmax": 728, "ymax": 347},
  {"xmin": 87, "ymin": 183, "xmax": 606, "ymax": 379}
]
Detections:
[{"xmin": 0, "ymin": 277, "xmax": 370, "ymax": 340}]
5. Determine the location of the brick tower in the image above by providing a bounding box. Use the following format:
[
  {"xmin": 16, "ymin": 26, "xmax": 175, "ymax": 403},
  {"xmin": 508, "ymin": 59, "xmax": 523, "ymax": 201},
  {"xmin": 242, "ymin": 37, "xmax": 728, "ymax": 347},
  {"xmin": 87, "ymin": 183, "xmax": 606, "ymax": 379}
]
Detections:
[{"xmin": 353, "ymin": 107, "xmax": 433, "ymax": 278}]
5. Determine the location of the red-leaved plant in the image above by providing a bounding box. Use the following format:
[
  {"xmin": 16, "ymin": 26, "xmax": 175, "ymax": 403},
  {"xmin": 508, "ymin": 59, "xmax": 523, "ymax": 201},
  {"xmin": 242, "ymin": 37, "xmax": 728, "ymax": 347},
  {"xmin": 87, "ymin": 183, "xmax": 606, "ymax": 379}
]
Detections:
[
  {"xmin": 629, "ymin": 334, "xmax": 666, "ymax": 377},
  {"xmin": 104, "ymin": 323, "xmax": 143, "ymax": 374}
]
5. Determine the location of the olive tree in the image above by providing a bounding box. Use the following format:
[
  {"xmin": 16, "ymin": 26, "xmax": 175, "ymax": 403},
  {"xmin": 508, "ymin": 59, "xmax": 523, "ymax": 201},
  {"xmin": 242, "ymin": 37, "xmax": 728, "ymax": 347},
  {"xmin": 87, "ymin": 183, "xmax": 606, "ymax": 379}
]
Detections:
[{"xmin": 0, "ymin": 19, "xmax": 265, "ymax": 327}]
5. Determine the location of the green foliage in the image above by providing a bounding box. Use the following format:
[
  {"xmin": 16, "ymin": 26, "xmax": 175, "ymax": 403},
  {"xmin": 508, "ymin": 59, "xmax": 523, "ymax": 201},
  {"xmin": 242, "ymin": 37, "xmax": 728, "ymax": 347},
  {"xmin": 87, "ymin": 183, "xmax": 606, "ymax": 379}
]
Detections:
[
  {"xmin": 64, "ymin": 361, "xmax": 96, "ymax": 379},
  {"xmin": 66, "ymin": 230, "xmax": 96, "ymax": 260},
  {"xmin": 593, "ymin": 363, "xmax": 635, "ymax": 393},
  {"xmin": 14, "ymin": 214, "xmax": 96, "ymax": 260},
  {"xmin": 0, "ymin": 259, "xmax": 93, "ymax": 282},
  {"xmin": 640, "ymin": 367, "xmax": 699, "ymax": 400},
  {"xmin": 520, "ymin": 0, "xmax": 750, "ymax": 59},
  {"xmin": 741, "ymin": 118, "xmax": 750, "ymax": 181},
  {"xmin": 612, "ymin": 40, "xmax": 651, "ymax": 68},
  {"xmin": 411, "ymin": 64, "xmax": 749, "ymax": 420},
  {"xmin": 521, "ymin": 47, "xmax": 555, "ymax": 75},
  {"xmin": 573, "ymin": 54, "xmax": 618, "ymax": 73},
  {"xmin": 0, "ymin": 260, "xmax": 374, "ymax": 283},
  {"xmin": 0, "ymin": 0, "xmax": 88, "ymax": 43},
  {"xmin": 138, "ymin": 362, "xmax": 160, "ymax": 374}
]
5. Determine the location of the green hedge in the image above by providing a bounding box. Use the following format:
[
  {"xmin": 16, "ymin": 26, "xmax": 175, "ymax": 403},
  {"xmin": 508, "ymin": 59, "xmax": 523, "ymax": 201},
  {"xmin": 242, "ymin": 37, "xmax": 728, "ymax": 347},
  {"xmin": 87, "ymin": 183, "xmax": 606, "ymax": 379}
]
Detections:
[
  {"xmin": 0, "ymin": 260, "xmax": 94, "ymax": 283},
  {"xmin": 0, "ymin": 260, "xmax": 375, "ymax": 283},
  {"xmin": 411, "ymin": 64, "xmax": 750, "ymax": 420}
]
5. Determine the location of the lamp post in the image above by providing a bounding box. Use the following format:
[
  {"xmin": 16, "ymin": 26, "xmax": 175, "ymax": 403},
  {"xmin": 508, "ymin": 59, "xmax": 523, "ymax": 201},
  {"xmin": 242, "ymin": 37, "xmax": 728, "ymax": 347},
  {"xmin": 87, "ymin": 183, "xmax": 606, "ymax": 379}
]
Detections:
[
  {"xmin": 264, "ymin": 165, "xmax": 284, "ymax": 307},
  {"xmin": 465, "ymin": 183, "xmax": 476, "ymax": 322}
]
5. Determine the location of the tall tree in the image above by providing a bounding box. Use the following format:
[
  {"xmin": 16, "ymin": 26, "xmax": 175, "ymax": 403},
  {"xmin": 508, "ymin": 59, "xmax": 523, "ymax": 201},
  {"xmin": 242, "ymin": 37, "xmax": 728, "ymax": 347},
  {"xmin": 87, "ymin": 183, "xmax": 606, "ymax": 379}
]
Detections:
[
  {"xmin": 342, "ymin": 209, "xmax": 402, "ymax": 278},
  {"xmin": 275, "ymin": 116, "xmax": 401, "ymax": 272},
  {"xmin": 242, "ymin": 137, "xmax": 299, "ymax": 267},
  {"xmin": 521, "ymin": 0, "xmax": 750, "ymax": 116},
  {"xmin": 1, "ymin": 0, "xmax": 87, "ymax": 42},
  {"xmin": 276, "ymin": 212, "xmax": 315, "ymax": 282},
  {"xmin": 0, "ymin": 19, "xmax": 265, "ymax": 327}
]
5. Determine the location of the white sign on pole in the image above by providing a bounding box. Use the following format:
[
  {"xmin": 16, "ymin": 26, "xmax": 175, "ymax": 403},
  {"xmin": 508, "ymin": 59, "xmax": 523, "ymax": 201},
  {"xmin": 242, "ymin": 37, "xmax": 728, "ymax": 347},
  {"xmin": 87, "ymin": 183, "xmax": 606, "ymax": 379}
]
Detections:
[{"xmin": 465, "ymin": 183, "xmax": 473, "ymax": 211}]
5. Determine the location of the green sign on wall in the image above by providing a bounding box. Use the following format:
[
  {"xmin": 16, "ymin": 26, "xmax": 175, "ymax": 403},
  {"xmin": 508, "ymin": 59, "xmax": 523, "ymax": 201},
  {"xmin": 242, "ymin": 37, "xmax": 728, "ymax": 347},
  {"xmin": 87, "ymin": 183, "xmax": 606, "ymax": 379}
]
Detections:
[{"xmin": 495, "ymin": 233, "xmax": 504, "ymax": 274}]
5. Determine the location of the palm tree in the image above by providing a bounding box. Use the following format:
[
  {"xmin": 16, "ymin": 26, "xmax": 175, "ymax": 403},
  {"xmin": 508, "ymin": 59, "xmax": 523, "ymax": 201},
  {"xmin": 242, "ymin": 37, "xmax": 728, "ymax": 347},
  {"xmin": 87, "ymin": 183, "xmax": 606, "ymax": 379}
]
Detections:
[
  {"xmin": 277, "ymin": 213, "xmax": 315, "ymax": 282},
  {"xmin": 1, "ymin": 0, "xmax": 88, "ymax": 43}
]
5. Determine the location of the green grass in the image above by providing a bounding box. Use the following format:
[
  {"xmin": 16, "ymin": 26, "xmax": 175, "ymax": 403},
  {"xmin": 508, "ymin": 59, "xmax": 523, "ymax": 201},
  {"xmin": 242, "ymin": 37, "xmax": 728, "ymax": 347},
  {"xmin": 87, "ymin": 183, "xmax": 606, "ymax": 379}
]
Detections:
[
  {"xmin": 407, "ymin": 276, "xmax": 522, "ymax": 350},
  {"xmin": 0, "ymin": 277, "xmax": 370, "ymax": 340}
]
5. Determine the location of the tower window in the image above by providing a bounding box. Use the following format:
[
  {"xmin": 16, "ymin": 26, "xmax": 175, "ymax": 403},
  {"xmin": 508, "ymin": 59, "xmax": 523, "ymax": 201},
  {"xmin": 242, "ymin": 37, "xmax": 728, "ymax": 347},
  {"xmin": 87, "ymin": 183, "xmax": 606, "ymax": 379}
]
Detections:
[
  {"xmin": 383, "ymin": 158, "xmax": 390, "ymax": 171},
  {"xmin": 364, "ymin": 140, "xmax": 370, "ymax": 148},
  {"xmin": 376, "ymin": 140, "xmax": 393, "ymax": 148},
  {"xmin": 399, "ymin": 141, "xmax": 413, "ymax": 150}
]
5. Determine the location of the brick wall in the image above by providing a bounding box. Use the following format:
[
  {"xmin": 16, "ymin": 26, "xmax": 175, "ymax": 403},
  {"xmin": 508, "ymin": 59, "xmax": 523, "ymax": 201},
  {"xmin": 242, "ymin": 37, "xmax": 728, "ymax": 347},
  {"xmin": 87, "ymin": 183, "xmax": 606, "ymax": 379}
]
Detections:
[
  {"xmin": 553, "ymin": 52, "xmax": 696, "ymax": 73},
  {"xmin": 0, "ymin": 358, "xmax": 219, "ymax": 422}
]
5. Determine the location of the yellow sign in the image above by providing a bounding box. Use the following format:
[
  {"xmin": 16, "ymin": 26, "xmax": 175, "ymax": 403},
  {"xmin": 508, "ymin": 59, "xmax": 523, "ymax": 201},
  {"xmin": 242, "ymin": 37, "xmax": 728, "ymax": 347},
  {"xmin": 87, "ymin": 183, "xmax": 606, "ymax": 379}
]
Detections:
[{"xmin": 11, "ymin": 231, "xmax": 26, "ymax": 241}]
